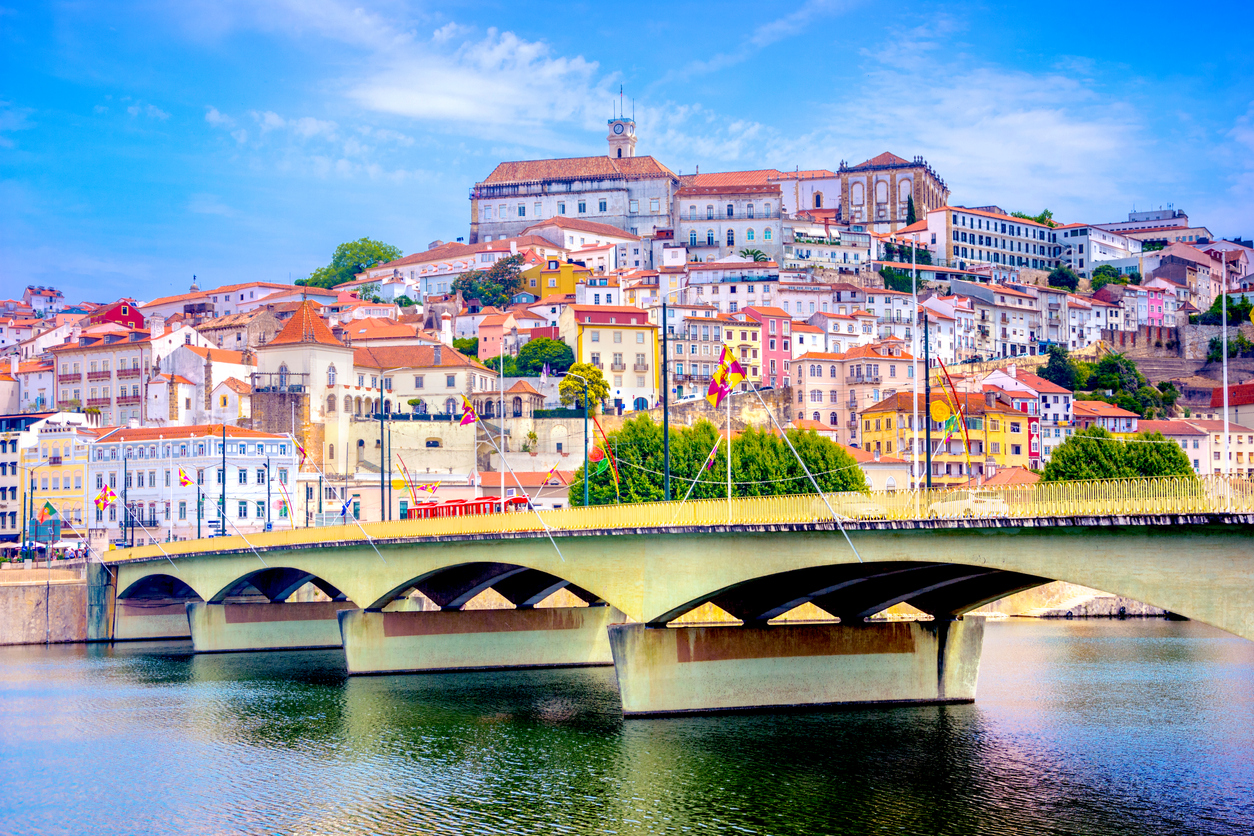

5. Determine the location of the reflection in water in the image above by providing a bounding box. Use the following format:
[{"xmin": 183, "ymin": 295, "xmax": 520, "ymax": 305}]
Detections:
[{"xmin": 0, "ymin": 621, "xmax": 1251, "ymax": 835}]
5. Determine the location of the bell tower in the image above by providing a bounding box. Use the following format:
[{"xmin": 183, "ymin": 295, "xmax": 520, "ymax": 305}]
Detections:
[{"xmin": 607, "ymin": 118, "xmax": 636, "ymax": 159}]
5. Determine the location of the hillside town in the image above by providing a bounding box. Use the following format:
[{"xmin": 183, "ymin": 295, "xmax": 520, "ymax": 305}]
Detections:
[{"xmin": 4, "ymin": 120, "xmax": 1254, "ymax": 554}]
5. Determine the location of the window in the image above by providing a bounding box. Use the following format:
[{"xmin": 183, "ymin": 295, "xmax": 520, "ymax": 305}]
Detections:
[
  {"xmin": 327, "ymin": 364, "xmax": 336, "ymax": 386},
  {"xmin": 591, "ymin": 331, "xmax": 600, "ymax": 343},
  {"xmin": 599, "ymin": 199, "xmax": 607, "ymax": 212},
  {"xmin": 707, "ymin": 230, "xmax": 716, "ymax": 246},
  {"xmin": 689, "ymin": 231, "xmax": 698, "ymax": 247},
  {"xmin": 629, "ymin": 199, "xmax": 639, "ymax": 213},
  {"xmin": 238, "ymin": 469, "xmax": 248, "ymax": 485},
  {"xmin": 238, "ymin": 501, "xmax": 248, "ymax": 518},
  {"xmin": 763, "ymin": 228, "xmax": 772, "ymax": 241},
  {"xmin": 727, "ymin": 229, "xmax": 735, "ymax": 247},
  {"xmin": 517, "ymin": 204, "xmax": 526, "ymax": 217},
  {"xmin": 178, "ymin": 501, "xmax": 187, "ymax": 521},
  {"xmin": 636, "ymin": 332, "xmax": 644, "ymax": 344},
  {"xmin": 747, "ymin": 228, "xmax": 755, "ymax": 241},
  {"xmin": 578, "ymin": 201, "xmax": 586, "ymax": 213},
  {"xmin": 446, "ymin": 374, "xmax": 456, "ymax": 387}
]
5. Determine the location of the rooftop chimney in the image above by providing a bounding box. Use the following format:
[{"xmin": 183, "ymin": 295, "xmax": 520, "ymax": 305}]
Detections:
[
  {"xmin": 1007, "ymin": 363, "xmax": 1017, "ymax": 379},
  {"xmin": 440, "ymin": 311, "xmax": 453, "ymax": 347},
  {"xmin": 150, "ymin": 314, "xmax": 165, "ymax": 341},
  {"xmin": 510, "ymin": 240, "xmax": 518, "ymax": 255}
]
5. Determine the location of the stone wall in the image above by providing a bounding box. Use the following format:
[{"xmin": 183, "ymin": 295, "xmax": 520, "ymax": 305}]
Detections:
[
  {"xmin": 598, "ymin": 385, "xmax": 795, "ymax": 434},
  {"xmin": 0, "ymin": 572, "xmax": 88, "ymax": 644},
  {"xmin": 1103, "ymin": 323, "xmax": 1254, "ymax": 360}
]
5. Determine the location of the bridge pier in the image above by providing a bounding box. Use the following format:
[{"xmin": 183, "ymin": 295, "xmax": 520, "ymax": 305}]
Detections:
[
  {"xmin": 607, "ymin": 618, "xmax": 984, "ymax": 716},
  {"xmin": 186, "ymin": 601, "xmax": 356, "ymax": 653},
  {"xmin": 114, "ymin": 600, "xmax": 193, "ymax": 641},
  {"xmin": 338, "ymin": 605, "xmax": 624, "ymax": 675}
]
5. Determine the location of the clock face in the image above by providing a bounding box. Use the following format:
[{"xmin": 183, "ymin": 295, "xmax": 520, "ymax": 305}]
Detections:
[{"xmin": 613, "ymin": 123, "xmax": 624, "ymax": 135}]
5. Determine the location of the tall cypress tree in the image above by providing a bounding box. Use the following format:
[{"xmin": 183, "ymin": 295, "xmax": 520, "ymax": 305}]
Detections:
[{"xmin": 905, "ymin": 195, "xmax": 917, "ymax": 225}]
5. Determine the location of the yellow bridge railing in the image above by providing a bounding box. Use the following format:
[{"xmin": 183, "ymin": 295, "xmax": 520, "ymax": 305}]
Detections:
[{"xmin": 109, "ymin": 475, "xmax": 1254, "ymax": 564}]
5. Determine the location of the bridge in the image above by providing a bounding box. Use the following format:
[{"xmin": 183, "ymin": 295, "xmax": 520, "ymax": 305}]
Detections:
[{"xmin": 96, "ymin": 476, "xmax": 1254, "ymax": 715}]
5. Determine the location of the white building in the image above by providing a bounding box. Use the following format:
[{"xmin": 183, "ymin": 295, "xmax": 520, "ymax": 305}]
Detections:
[
  {"xmin": 925, "ymin": 206, "xmax": 1061, "ymax": 272},
  {"xmin": 1052, "ymin": 223, "xmax": 1143, "ymax": 279}
]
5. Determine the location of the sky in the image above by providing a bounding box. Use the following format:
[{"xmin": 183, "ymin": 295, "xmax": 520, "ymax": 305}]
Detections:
[{"xmin": 3, "ymin": 0, "xmax": 1253, "ymax": 304}]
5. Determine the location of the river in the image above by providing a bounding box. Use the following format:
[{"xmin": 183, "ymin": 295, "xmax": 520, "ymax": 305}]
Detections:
[{"xmin": 1, "ymin": 619, "xmax": 1251, "ymax": 835}]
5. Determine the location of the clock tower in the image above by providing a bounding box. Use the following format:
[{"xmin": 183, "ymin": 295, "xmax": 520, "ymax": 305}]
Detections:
[{"xmin": 607, "ymin": 118, "xmax": 636, "ymax": 159}]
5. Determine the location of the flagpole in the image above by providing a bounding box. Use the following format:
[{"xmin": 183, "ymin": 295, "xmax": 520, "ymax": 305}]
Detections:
[
  {"xmin": 727, "ymin": 383, "xmax": 732, "ymax": 525},
  {"xmin": 671, "ymin": 437, "xmax": 719, "ymax": 524}
]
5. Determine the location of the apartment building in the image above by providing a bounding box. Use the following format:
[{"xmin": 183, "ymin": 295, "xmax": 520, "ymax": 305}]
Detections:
[
  {"xmin": 1053, "ymin": 224, "xmax": 1142, "ymax": 279},
  {"xmin": 925, "ymin": 206, "xmax": 1060, "ymax": 272},
  {"xmin": 89, "ymin": 425, "xmax": 299, "ymax": 543},
  {"xmin": 18, "ymin": 414, "xmax": 96, "ymax": 544},
  {"xmin": 558, "ymin": 305, "xmax": 658, "ymax": 412},
  {"xmin": 794, "ymin": 341, "xmax": 914, "ymax": 446},
  {"xmin": 808, "ymin": 311, "xmax": 877, "ymax": 355}
]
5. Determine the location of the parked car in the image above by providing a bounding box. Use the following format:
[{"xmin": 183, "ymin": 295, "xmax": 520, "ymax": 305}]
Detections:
[
  {"xmin": 820, "ymin": 493, "xmax": 888, "ymax": 520},
  {"xmin": 928, "ymin": 490, "xmax": 1010, "ymax": 519}
]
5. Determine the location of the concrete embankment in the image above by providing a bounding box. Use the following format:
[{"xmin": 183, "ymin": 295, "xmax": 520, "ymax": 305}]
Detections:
[{"xmin": 0, "ymin": 562, "xmax": 90, "ymax": 644}]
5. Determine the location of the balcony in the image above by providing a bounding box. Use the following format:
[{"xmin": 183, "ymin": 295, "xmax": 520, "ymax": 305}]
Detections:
[
  {"xmin": 633, "ymin": 363, "xmax": 649, "ymax": 372},
  {"xmin": 590, "ymin": 362, "xmax": 604, "ymax": 370},
  {"xmin": 116, "ymin": 395, "xmax": 142, "ymax": 405},
  {"xmin": 87, "ymin": 397, "xmax": 111, "ymax": 407},
  {"xmin": 1000, "ymin": 314, "xmax": 1010, "ymax": 324},
  {"xmin": 56, "ymin": 399, "xmax": 76, "ymax": 409},
  {"xmin": 87, "ymin": 370, "xmax": 111, "ymax": 381},
  {"xmin": 846, "ymin": 418, "xmax": 858, "ymax": 429},
  {"xmin": 610, "ymin": 363, "xmax": 626, "ymax": 372},
  {"xmin": 846, "ymin": 375, "xmax": 881, "ymax": 385},
  {"xmin": 57, "ymin": 373, "xmax": 80, "ymax": 384},
  {"xmin": 48, "ymin": 455, "xmax": 61, "ymax": 465},
  {"xmin": 117, "ymin": 367, "xmax": 141, "ymax": 380}
]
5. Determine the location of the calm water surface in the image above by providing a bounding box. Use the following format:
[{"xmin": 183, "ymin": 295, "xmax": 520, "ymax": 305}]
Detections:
[{"xmin": 1, "ymin": 619, "xmax": 1252, "ymax": 835}]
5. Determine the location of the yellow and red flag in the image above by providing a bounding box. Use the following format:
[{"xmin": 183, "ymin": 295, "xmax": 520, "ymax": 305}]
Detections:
[
  {"xmin": 94, "ymin": 485, "xmax": 117, "ymax": 512},
  {"xmin": 459, "ymin": 396, "xmax": 478, "ymax": 426},
  {"xmin": 178, "ymin": 467, "xmax": 194, "ymax": 487},
  {"xmin": 705, "ymin": 345, "xmax": 748, "ymax": 407}
]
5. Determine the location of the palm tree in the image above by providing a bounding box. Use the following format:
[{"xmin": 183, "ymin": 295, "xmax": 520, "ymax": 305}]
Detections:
[{"xmin": 738, "ymin": 248, "xmax": 768, "ymax": 262}]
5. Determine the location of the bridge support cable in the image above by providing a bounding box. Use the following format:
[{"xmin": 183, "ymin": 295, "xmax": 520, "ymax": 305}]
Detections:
[
  {"xmin": 49, "ymin": 514, "xmax": 115, "ymax": 581},
  {"xmin": 748, "ymin": 384, "xmax": 862, "ymax": 564},
  {"xmin": 207, "ymin": 493, "xmax": 270, "ymax": 569},
  {"xmin": 670, "ymin": 436, "xmax": 722, "ymax": 524},
  {"xmin": 476, "ymin": 421, "xmax": 566, "ymax": 563},
  {"xmin": 286, "ymin": 433, "xmax": 387, "ymax": 566},
  {"xmin": 120, "ymin": 503, "xmax": 182, "ymax": 573}
]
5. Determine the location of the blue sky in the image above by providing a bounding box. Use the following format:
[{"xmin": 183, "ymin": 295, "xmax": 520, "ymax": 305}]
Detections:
[{"xmin": 3, "ymin": 1, "xmax": 1253, "ymax": 304}]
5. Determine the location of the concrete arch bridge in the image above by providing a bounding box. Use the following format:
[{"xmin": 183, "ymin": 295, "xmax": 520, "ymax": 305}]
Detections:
[{"xmin": 99, "ymin": 479, "xmax": 1254, "ymax": 715}]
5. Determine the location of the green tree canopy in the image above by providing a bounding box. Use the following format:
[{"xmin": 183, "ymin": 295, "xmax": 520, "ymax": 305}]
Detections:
[
  {"xmin": 393, "ymin": 295, "xmax": 416, "ymax": 308},
  {"xmin": 451, "ymin": 253, "xmax": 525, "ymax": 308},
  {"xmin": 481, "ymin": 355, "xmax": 520, "ymax": 377},
  {"xmin": 516, "ymin": 337, "xmax": 574, "ymax": 376},
  {"xmin": 1080, "ymin": 353, "xmax": 1167, "ymax": 417},
  {"xmin": 1036, "ymin": 345, "xmax": 1086, "ymax": 391},
  {"xmin": 1011, "ymin": 209, "xmax": 1055, "ymax": 227},
  {"xmin": 880, "ymin": 266, "xmax": 925, "ymax": 294},
  {"xmin": 568, "ymin": 417, "xmax": 869, "ymax": 506},
  {"xmin": 1047, "ymin": 265, "xmax": 1079, "ymax": 292},
  {"xmin": 1090, "ymin": 264, "xmax": 1128, "ymax": 292},
  {"xmin": 453, "ymin": 337, "xmax": 478, "ymax": 358},
  {"xmin": 299, "ymin": 238, "xmax": 403, "ymax": 289},
  {"xmin": 739, "ymin": 248, "xmax": 769, "ymax": 262},
  {"xmin": 1194, "ymin": 293, "xmax": 1253, "ymax": 326},
  {"xmin": 1042, "ymin": 427, "xmax": 1195, "ymax": 482},
  {"xmin": 559, "ymin": 363, "xmax": 610, "ymax": 415}
]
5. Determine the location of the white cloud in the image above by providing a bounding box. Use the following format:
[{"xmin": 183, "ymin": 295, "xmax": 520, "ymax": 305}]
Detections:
[
  {"xmin": 127, "ymin": 102, "xmax": 170, "ymax": 120},
  {"xmin": 188, "ymin": 193, "xmax": 236, "ymax": 217},
  {"xmin": 350, "ymin": 28, "xmax": 612, "ymax": 133},
  {"xmin": 252, "ymin": 110, "xmax": 287, "ymax": 132},
  {"xmin": 0, "ymin": 100, "xmax": 33, "ymax": 148},
  {"xmin": 291, "ymin": 116, "xmax": 337, "ymax": 138},
  {"xmin": 205, "ymin": 106, "xmax": 234, "ymax": 127}
]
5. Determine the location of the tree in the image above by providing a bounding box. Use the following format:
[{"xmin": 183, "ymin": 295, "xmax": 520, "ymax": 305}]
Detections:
[
  {"xmin": 1082, "ymin": 354, "xmax": 1168, "ymax": 417},
  {"xmin": 880, "ymin": 267, "xmax": 925, "ymax": 295},
  {"xmin": 1011, "ymin": 209, "xmax": 1055, "ymax": 228},
  {"xmin": 356, "ymin": 282, "xmax": 383, "ymax": 303},
  {"xmin": 451, "ymin": 253, "xmax": 525, "ymax": 308},
  {"xmin": 1037, "ymin": 345, "xmax": 1081, "ymax": 391},
  {"xmin": 1195, "ymin": 293, "xmax": 1253, "ymax": 326},
  {"xmin": 1042, "ymin": 427, "xmax": 1194, "ymax": 482},
  {"xmin": 1047, "ymin": 265, "xmax": 1079, "ymax": 292},
  {"xmin": 567, "ymin": 417, "xmax": 868, "ymax": 506},
  {"xmin": 481, "ymin": 355, "xmax": 519, "ymax": 377},
  {"xmin": 559, "ymin": 363, "xmax": 610, "ymax": 415},
  {"xmin": 906, "ymin": 195, "xmax": 917, "ymax": 225},
  {"xmin": 299, "ymin": 238, "xmax": 403, "ymax": 289},
  {"xmin": 739, "ymin": 248, "xmax": 769, "ymax": 262},
  {"xmin": 1090, "ymin": 264, "xmax": 1127, "ymax": 292},
  {"xmin": 516, "ymin": 337, "xmax": 574, "ymax": 376},
  {"xmin": 453, "ymin": 337, "xmax": 478, "ymax": 358},
  {"xmin": 393, "ymin": 295, "xmax": 416, "ymax": 308}
]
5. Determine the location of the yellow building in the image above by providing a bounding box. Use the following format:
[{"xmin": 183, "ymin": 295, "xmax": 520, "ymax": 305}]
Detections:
[
  {"xmin": 859, "ymin": 391, "xmax": 1031, "ymax": 487},
  {"xmin": 558, "ymin": 305, "xmax": 658, "ymax": 412},
  {"xmin": 524, "ymin": 260, "xmax": 591, "ymax": 297},
  {"xmin": 718, "ymin": 314, "xmax": 763, "ymax": 385},
  {"xmin": 19, "ymin": 414, "xmax": 96, "ymax": 544}
]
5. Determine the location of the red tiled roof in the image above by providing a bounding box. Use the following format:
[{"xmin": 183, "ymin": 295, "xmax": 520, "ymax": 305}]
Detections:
[
  {"xmin": 678, "ymin": 169, "xmax": 784, "ymax": 188},
  {"xmin": 481, "ymin": 155, "xmax": 677, "ymax": 185},
  {"xmin": 506, "ymin": 380, "xmax": 543, "ymax": 396},
  {"xmin": 964, "ymin": 466, "xmax": 1040, "ymax": 487},
  {"xmin": 523, "ymin": 217, "xmax": 640, "ymax": 240},
  {"xmin": 479, "ymin": 470, "xmax": 574, "ymax": 488},
  {"xmin": 183, "ymin": 346, "xmax": 250, "ymax": 365},
  {"xmin": 1210, "ymin": 381, "xmax": 1254, "ymax": 408},
  {"xmin": 94, "ymin": 424, "xmax": 286, "ymax": 442},
  {"xmin": 1137, "ymin": 420, "xmax": 1207, "ymax": 436},
  {"xmin": 847, "ymin": 152, "xmax": 913, "ymax": 170},
  {"xmin": 217, "ymin": 377, "xmax": 251, "ymax": 394},
  {"xmin": 675, "ymin": 183, "xmax": 782, "ymax": 197},
  {"xmin": 1073, "ymin": 400, "xmax": 1140, "ymax": 419},
  {"xmin": 268, "ymin": 301, "xmax": 344, "ymax": 347},
  {"xmin": 352, "ymin": 344, "xmax": 488, "ymax": 372}
]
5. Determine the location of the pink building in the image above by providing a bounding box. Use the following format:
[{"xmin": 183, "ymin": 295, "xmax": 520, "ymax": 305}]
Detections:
[
  {"xmin": 1146, "ymin": 288, "xmax": 1164, "ymax": 326},
  {"xmin": 742, "ymin": 306, "xmax": 792, "ymax": 388}
]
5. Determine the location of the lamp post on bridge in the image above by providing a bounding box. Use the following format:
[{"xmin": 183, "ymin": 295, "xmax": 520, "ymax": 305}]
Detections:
[{"xmin": 562, "ymin": 371, "xmax": 592, "ymax": 508}]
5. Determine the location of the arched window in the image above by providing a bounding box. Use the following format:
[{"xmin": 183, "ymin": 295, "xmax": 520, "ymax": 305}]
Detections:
[
  {"xmin": 94, "ymin": 449, "xmax": 103, "ymax": 461},
  {"xmin": 885, "ymin": 476, "xmax": 897, "ymax": 491},
  {"xmin": 328, "ymin": 443, "xmax": 334, "ymax": 461},
  {"xmin": 829, "ymin": 365, "xmax": 837, "ymax": 378},
  {"xmin": 180, "ymin": 444, "xmax": 187, "ymax": 457},
  {"xmin": 763, "ymin": 228, "xmax": 772, "ymax": 241},
  {"xmin": 149, "ymin": 445, "xmax": 156, "ymax": 458},
  {"xmin": 812, "ymin": 412, "xmax": 820, "ymax": 422},
  {"xmin": 726, "ymin": 204, "xmax": 734, "ymax": 218},
  {"xmin": 814, "ymin": 193, "xmax": 823, "ymax": 209},
  {"xmin": 355, "ymin": 397, "xmax": 363, "ymax": 415},
  {"xmin": 726, "ymin": 229, "xmax": 735, "ymax": 247},
  {"xmin": 278, "ymin": 363, "xmax": 289, "ymax": 389},
  {"xmin": 830, "ymin": 391, "xmax": 839, "ymax": 403},
  {"xmin": 327, "ymin": 364, "xmax": 336, "ymax": 386},
  {"xmin": 898, "ymin": 179, "xmax": 912, "ymax": 202},
  {"xmin": 746, "ymin": 228, "xmax": 755, "ymax": 242},
  {"xmin": 707, "ymin": 229, "xmax": 715, "ymax": 246},
  {"xmin": 875, "ymin": 181, "xmax": 888, "ymax": 203},
  {"xmin": 851, "ymin": 183, "xmax": 865, "ymax": 206},
  {"xmin": 689, "ymin": 231, "xmax": 698, "ymax": 247},
  {"xmin": 706, "ymin": 205, "xmax": 714, "ymax": 220},
  {"xmin": 746, "ymin": 204, "xmax": 755, "ymax": 219},
  {"xmin": 373, "ymin": 398, "xmax": 381, "ymax": 414},
  {"xmin": 445, "ymin": 398, "xmax": 456, "ymax": 414},
  {"xmin": 327, "ymin": 394, "xmax": 336, "ymax": 413},
  {"xmin": 483, "ymin": 400, "xmax": 495, "ymax": 418},
  {"xmin": 688, "ymin": 205, "xmax": 697, "ymax": 219},
  {"xmin": 830, "ymin": 412, "xmax": 838, "ymax": 425},
  {"xmin": 634, "ymin": 397, "xmax": 648, "ymax": 411},
  {"xmin": 415, "ymin": 400, "xmax": 428, "ymax": 415},
  {"xmin": 136, "ymin": 447, "xmax": 144, "ymax": 459},
  {"xmin": 343, "ymin": 395, "xmax": 352, "ymax": 413},
  {"xmin": 383, "ymin": 399, "xmax": 392, "ymax": 414},
  {"xmin": 512, "ymin": 397, "xmax": 523, "ymax": 417},
  {"xmin": 763, "ymin": 203, "xmax": 772, "ymax": 217}
]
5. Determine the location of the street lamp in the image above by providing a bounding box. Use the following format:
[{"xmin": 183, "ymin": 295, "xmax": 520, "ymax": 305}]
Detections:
[
  {"xmin": 562, "ymin": 371, "xmax": 592, "ymax": 507},
  {"xmin": 377, "ymin": 366, "xmax": 406, "ymax": 521},
  {"xmin": 19, "ymin": 459, "xmax": 55, "ymax": 562}
]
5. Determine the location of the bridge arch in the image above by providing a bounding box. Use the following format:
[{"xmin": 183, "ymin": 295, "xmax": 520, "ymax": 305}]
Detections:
[
  {"xmin": 649, "ymin": 561, "xmax": 1047, "ymax": 627},
  {"xmin": 207, "ymin": 566, "xmax": 348, "ymax": 604},
  {"xmin": 365, "ymin": 561, "xmax": 608, "ymax": 612},
  {"xmin": 118, "ymin": 573, "xmax": 202, "ymax": 602}
]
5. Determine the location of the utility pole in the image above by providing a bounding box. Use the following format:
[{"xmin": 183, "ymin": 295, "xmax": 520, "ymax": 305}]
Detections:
[
  {"xmin": 265, "ymin": 456, "xmax": 271, "ymax": 530},
  {"xmin": 122, "ymin": 454, "xmax": 128, "ymax": 546},
  {"xmin": 378, "ymin": 412, "xmax": 385, "ymax": 522},
  {"xmin": 220, "ymin": 425, "xmax": 226, "ymax": 535},
  {"xmin": 911, "ymin": 232, "xmax": 919, "ymax": 490},
  {"xmin": 924, "ymin": 311, "xmax": 933, "ymax": 489},
  {"xmin": 583, "ymin": 379, "xmax": 590, "ymax": 507},
  {"xmin": 662, "ymin": 295, "xmax": 670, "ymax": 501}
]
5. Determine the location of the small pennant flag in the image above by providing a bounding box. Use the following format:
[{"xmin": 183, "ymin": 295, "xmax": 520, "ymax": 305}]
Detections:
[
  {"xmin": 459, "ymin": 395, "xmax": 478, "ymax": 426},
  {"xmin": 296, "ymin": 441, "xmax": 307, "ymax": 466},
  {"xmin": 417, "ymin": 482, "xmax": 440, "ymax": 495},
  {"xmin": 544, "ymin": 463, "xmax": 560, "ymax": 485},
  {"xmin": 703, "ymin": 440, "xmax": 721, "ymax": 472},
  {"xmin": 37, "ymin": 501, "xmax": 57, "ymax": 524},
  {"xmin": 178, "ymin": 467, "xmax": 194, "ymax": 487},
  {"xmin": 94, "ymin": 485, "xmax": 117, "ymax": 512},
  {"xmin": 339, "ymin": 497, "xmax": 353, "ymax": 517}
]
